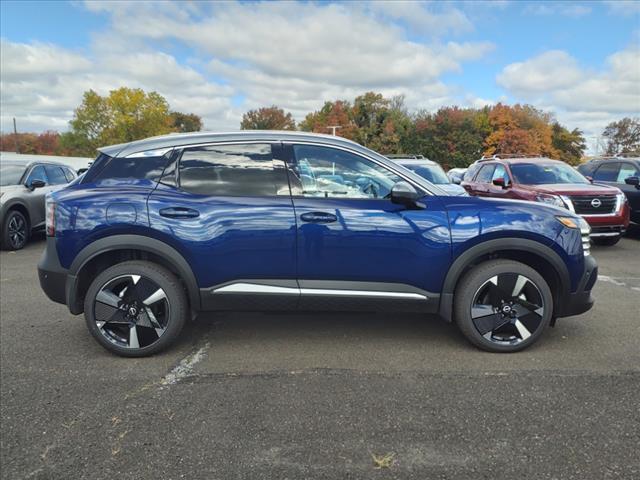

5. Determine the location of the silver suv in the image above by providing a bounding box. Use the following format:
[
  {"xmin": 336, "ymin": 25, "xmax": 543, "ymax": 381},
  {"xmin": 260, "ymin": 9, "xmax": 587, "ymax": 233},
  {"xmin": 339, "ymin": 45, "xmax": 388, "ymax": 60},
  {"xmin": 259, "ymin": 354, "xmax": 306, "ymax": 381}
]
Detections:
[{"xmin": 0, "ymin": 160, "xmax": 77, "ymax": 250}]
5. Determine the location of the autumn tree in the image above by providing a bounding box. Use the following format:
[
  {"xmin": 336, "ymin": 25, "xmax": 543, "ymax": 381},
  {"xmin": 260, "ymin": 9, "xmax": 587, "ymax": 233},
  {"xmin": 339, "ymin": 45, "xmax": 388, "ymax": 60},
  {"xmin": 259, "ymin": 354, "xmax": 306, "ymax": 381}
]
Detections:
[
  {"xmin": 59, "ymin": 87, "xmax": 197, "ymax": 156},
  {"xmin": 0, "ymin": 131, "xmax": 68, "ymax": 155},
  {"xmin": 602, "ymin": 117, "xmax": 640, "ymax": 155},
  {"xmin": 240, "ymin": 106, "xmax": 296, "ymax": 130},
  {"xmin": 299, "ymin": 100, "xmax": 357, "ymax": 139}
]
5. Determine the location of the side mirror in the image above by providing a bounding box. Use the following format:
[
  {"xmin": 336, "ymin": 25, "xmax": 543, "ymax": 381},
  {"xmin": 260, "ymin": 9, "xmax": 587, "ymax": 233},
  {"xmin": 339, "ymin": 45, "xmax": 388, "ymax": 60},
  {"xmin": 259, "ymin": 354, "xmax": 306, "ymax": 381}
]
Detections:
[
  {"xmin": 624, "ymin": 176, "xmax": 639, "ymax": 187},
  {"xmin": 585, "ymin": 176, "xmax": 593, "ymax": 183},
  {"xmin": 451, "ymin": 177, "xmax": 462, "ymax": 185},
  {"xmin": 390, "ymin": 181, "xmax": 422, "ymax": 208},
  {"xmin": 492, "ymin": 177, "xmax": 509, "ymax": 188},
  {"xmin": 28, "ymin": 179, "xmax": 46, "ymax": 190}
]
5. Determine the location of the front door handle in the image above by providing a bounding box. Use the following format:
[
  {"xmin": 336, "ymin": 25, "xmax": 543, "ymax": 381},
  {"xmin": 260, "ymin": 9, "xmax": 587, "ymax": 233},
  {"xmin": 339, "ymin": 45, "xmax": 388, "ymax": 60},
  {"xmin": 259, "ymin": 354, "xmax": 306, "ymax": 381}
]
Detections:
[
  {"xmin": 300, "ymin": 211, "xmax": 337, "ymax": 223},
  {"xmin": 159, "ymin": 207, "xmax": 200, "ymax": 219}
]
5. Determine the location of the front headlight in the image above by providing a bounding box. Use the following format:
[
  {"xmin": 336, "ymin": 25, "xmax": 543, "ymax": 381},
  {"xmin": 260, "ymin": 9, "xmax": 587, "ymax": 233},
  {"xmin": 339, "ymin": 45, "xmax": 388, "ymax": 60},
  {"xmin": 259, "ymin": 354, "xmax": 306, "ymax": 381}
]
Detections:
[
  {"xmin": 616, "ymin": 193, "xmax": 626, "ymax": 212},
  {"xmin": 536, "ymin": 193, "xmax": 567, "ymax": 209}
]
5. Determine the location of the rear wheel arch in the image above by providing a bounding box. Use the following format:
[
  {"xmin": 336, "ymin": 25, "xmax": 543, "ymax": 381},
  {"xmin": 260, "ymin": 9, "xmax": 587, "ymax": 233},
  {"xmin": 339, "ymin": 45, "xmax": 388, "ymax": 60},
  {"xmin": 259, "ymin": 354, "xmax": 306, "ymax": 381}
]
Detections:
[
  {"xmin": 439, "ymin": 238, "xmax": 569, "ymax": 321},
  {"xmin": 68, "ymin": 235, "xmax": 200, "ymax": 314}
]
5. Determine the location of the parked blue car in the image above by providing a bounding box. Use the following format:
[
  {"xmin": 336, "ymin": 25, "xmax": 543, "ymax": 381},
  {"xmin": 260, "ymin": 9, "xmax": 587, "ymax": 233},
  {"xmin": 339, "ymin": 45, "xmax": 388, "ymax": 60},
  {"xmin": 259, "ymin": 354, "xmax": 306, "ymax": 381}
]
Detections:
[{"xmin": 38, "ymin": 132, "xmax": 596, "ymax": 356}]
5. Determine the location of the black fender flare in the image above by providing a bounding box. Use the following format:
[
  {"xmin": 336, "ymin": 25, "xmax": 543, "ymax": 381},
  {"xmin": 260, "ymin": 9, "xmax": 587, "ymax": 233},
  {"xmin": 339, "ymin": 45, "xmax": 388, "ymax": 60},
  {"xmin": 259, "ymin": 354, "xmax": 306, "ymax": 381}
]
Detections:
[
  {"xmin": 66, "ymin": 234, "xmax": 200, "ymax": 314},
  {"xmin": 438, "ymin": 238, "xmax": 570, "ymax": 321}
]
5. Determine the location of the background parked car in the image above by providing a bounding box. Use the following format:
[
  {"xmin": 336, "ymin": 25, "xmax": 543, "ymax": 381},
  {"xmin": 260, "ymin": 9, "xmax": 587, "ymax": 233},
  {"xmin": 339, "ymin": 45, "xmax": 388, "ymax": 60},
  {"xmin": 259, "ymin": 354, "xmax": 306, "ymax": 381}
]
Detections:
[
  {"xmin": 0, "ymin": 159, "xmax": 77, "ymax": 250},
  {"xmin": 447, "ymin": 167, "xmax": 467, "ymax": 185},
  {"xmin": 577, "ymin": 157, "xmax": 640, "ymax": 225},
  {"xmin": 461, "ymin": 155, "xmax": 630, "ymax": 246},
  {"xmin": 387, "ymin": 156, "xmax": 467, "ymax": 196}
]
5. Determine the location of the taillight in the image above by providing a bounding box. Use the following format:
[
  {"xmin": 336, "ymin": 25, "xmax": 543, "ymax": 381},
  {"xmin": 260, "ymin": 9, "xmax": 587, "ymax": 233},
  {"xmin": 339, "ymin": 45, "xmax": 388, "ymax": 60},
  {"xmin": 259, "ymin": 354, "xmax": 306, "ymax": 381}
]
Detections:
[{"xmin": 46, "ymin": 200, "xmax": 56, "ymax": 237}]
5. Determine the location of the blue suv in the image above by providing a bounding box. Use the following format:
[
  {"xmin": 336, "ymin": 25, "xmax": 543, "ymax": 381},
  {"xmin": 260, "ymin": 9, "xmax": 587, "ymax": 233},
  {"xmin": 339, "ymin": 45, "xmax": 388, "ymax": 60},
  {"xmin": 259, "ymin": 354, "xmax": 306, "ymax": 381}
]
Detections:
[{"xmin": 38, "ymin": 132, "xmax": 596, "ymax": 356}]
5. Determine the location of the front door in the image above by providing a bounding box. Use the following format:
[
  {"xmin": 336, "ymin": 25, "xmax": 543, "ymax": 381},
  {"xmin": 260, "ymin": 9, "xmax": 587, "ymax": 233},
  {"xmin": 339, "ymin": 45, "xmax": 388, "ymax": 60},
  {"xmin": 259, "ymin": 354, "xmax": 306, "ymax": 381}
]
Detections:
[
  {"xmin": 285, "ymin": 143, "xmax": 451, "ymax": 312},
  {"xmin": 147, "ymin": 142, "xmax": 298, "ymax": 310}
]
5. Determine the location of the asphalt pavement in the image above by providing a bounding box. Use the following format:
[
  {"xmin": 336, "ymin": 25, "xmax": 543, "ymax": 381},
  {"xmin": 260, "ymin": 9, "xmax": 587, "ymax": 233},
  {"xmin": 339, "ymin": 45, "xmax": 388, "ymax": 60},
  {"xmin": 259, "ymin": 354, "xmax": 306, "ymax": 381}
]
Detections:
[{"xmin": 1, "ymin": 231, "xmax": 639, "ymax": 479}]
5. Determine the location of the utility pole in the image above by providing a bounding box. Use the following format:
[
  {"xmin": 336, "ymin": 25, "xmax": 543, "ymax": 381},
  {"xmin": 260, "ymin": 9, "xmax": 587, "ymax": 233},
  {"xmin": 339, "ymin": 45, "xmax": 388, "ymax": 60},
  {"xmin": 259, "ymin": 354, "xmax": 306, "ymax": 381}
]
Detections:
[
  {"xmin": 326, "ymin": 125, "xmax": 341, "ymax": 136},
  {"xmin": 13, "ymin": 117, "xmax": 20, "ymax": 153}
]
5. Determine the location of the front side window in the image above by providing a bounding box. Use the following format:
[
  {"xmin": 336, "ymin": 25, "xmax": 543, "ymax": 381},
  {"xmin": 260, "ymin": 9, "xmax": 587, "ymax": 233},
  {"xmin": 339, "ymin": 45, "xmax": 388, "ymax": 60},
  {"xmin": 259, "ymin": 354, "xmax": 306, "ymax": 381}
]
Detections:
[
  {"xmin": 178, "ymin": 144, "xmax": 287, "ymax": 196},
  {"xmin": 290, "ymin": 145, "xmax": 402, "ymax": 199},
  {"xmin": 26, "ymin": 165, "xmax": 48, "ymax": 185},
  {"xmin": 44, "ymin": 165, "xmax": 68, "ymax": 185},
  {"xmin": 510, "ymin": 163, "xmax": 589, "ymax": 185},
  {"xmin": 593, "ymin": 162, "xmax": 620, "ymax": 182},
  {"xmin": 475, "ymin": 164, "xmax": 496, "ymax": 183},
  {"xmin": 492, "ymin": 164, "xmax": 510, "ymax": 184},
  {"xmin": 617, "ymin": 163, "xmax": 639, "ymax": 182}
]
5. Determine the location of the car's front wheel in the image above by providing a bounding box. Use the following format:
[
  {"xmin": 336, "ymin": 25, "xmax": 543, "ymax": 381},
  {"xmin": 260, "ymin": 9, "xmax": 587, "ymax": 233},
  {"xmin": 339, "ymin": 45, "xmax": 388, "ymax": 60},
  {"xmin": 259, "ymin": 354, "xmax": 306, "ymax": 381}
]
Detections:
[
  {"xmin": 84, "ymin": 261, "xmax": 188, "ymax": 357},
  {"xmin": 454, "ymin": 259, "xmax": 553, "ymax": 353},
  {"xmin": 1, "ymin": 210, "xmax": 29, "ymax": 250}
]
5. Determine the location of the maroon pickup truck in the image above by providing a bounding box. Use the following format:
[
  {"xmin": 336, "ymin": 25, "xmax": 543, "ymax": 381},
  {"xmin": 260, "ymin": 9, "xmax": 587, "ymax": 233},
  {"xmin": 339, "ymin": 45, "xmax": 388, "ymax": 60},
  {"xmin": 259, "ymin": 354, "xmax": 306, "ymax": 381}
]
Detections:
[{"xmin": 461, "ymin": 156, "xmax": 630, "ymax": 246}]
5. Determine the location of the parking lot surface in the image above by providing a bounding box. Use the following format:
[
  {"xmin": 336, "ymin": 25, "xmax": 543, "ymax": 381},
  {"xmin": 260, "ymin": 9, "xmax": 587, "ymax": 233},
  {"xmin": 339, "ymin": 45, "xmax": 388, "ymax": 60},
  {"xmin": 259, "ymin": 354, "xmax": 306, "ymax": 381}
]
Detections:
[{"xmin": 1, "ymin": 231, "xmax": 639, "ymax": 479}]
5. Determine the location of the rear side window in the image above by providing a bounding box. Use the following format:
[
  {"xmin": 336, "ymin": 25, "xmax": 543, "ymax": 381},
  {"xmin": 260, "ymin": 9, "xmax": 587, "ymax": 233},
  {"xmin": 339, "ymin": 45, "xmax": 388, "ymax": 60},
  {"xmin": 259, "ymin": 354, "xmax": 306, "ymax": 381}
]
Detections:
[
  {"xmin": 593, "ymin": 162, "xmax": 620, "ymax": 182},
  {"xmin": 85, "ymin": 153, "xmax": 170, "ymax": 183},
  {"xmin": 463, "ymin": 163, "xmax": 481, "ymax": 181},
  {"xmin": 62, "ymin": 167, "xmax": 76, "ymax": 182},
  {"xmin": 44, "ymin": 165, "xmax": 68, "ymax": 185},
  {"xmin": 475, "ymin": 164, "xmax": 496, "ymax": 183},
  {"xmin": 178, "ymin": 144, "xmax": 288, "ymax": 196}
]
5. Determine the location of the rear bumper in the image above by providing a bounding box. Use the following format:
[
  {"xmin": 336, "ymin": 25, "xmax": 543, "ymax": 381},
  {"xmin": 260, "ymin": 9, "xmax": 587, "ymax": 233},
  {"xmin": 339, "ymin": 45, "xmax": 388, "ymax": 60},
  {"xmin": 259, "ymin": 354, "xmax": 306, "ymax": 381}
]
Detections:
[
  {"xmin": 557, "ymin": 254, "xmax": 597, "ymax": 318},
  {"xmin": 37, "ymin": 237, "xmax": 69, "ymax": 306}
]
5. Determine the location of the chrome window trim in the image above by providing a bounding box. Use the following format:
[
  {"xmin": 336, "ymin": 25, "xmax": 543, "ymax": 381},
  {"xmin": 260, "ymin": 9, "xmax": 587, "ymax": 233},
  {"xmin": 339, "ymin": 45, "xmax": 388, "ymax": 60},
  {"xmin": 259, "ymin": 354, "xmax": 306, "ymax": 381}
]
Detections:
[{"xmin": 125, "ymin": 147, "xmax": 174, "ymax": 158}]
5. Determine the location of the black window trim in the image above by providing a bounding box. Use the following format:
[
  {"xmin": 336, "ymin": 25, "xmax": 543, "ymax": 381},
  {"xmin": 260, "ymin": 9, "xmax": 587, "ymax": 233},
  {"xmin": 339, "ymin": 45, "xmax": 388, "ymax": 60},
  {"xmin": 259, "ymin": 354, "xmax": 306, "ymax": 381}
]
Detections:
[{"xmin": 174, "ymin": 141, "xmax": 290, "ymax": 198}]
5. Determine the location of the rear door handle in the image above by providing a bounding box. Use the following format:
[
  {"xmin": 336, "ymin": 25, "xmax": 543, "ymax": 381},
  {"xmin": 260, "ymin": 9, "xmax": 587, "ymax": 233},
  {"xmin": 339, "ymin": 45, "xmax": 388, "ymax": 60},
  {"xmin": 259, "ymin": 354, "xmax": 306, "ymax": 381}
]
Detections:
[
  {"xmin": 300, "ymin": 211, "xmax": 337, "ymax": 223},
  {"xmin": 159, "ymin": 207, "xmax": 200, "ymax": 219}
]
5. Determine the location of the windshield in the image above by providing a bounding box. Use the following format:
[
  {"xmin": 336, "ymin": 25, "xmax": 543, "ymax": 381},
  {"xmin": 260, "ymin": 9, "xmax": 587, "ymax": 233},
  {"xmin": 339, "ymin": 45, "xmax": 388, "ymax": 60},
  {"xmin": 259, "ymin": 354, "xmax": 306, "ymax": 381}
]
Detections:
[
  {"xmin": 402, "ymin": 164, "xmax": 450, "ymax": 184},
  {"xmin": 0, "ymin": 165, "xmax": 26, "ymax": 186},
  {"xmin": 510, "ymin": 163, "xmax": 589, "ymax": 185}
]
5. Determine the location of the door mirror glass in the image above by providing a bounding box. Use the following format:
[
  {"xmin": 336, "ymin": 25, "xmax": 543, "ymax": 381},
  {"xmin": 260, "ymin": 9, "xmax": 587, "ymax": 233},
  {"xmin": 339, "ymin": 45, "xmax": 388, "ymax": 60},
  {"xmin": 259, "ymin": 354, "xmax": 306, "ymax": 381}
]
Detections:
[
  {"xmin": 390, "ymin": 181, "xmax": 421, "ymax": 206},
  {"xmin": 624, "ymin": 176, "xmax": 640, "ymax": 186}
]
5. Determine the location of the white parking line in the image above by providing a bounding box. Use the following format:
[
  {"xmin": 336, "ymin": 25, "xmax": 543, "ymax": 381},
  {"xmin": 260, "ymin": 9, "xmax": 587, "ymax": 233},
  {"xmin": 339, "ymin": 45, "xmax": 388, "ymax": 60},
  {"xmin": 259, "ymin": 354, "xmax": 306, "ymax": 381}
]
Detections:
[{"xmin": 160, "ymin": 343, "xmax": 210, "ymax": 386}]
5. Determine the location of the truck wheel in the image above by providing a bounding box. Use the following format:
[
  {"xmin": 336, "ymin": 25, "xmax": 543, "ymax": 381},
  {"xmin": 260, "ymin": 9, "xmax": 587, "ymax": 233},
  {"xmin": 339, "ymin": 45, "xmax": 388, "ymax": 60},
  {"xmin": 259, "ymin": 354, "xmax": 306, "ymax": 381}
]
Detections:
[
  {"xmin": 592, "ymin": 235, "xmax": 621, "ymax": 246},
  {"xmin": 84, "ymin": 261, "xmax": 188, "ymax": 357},
  {"xmin": 454, "ymin": 259, "xmax": 553, "ymax": 353},
  {"xmin": 1, "ymin": 210, "xmax": 29, "ymax": 250}
]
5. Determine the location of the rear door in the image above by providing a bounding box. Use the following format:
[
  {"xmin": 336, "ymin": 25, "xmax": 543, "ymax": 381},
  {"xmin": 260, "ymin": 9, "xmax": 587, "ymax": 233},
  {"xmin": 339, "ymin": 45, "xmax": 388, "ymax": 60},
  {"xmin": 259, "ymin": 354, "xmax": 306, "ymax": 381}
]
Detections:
[{"xmin": 147, "ymin": 142, "xmax": 298, "ymax": 310}]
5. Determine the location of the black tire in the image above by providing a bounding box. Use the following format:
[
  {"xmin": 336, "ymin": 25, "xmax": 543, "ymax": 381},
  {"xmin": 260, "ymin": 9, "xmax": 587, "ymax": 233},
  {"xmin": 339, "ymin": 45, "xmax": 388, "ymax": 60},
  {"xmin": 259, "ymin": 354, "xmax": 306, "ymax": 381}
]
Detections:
[
  {"xmin": 592, "ymin": 235, "xmax": 621, "ymax": 246},
  {"xmin": 1, "ymin": 210, "xmax": 29, "ymax": 250},
  {"xmin": 84, "ymin": 260, "xmax": 188, "ymax": 357},
  {"xmin": 454, "ymin": 259, "xmax": 553, "ymax": 353}
]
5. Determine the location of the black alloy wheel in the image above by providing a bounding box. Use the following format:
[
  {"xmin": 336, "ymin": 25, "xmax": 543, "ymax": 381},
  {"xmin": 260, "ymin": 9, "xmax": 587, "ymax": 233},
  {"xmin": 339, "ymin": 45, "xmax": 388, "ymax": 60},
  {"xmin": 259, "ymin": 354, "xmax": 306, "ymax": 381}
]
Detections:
[
  {"xmin": 2, "ymin": 210, "xmax": 28, "ymax": 250},
  {"xmin": 454, "ymin": 259, "xmax": 553, "ymax": 352},
  {"xmin": 84, "ymin": 261, "xmax": 187, "ymax": 357}
]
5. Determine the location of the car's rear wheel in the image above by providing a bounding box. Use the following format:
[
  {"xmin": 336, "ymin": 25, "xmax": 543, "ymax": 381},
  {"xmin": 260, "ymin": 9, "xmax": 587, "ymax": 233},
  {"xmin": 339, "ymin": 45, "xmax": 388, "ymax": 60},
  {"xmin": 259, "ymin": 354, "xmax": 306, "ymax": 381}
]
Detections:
[
  {"xmin": 84, "ymin": 261, "xmax": 187, "ymax": 357},
  {"xmin": 454, "ymin": 259, "xmax": 553, "ymax": 353},
  {"xmin": 1, "ymin": 210, "xmax": 29, "ymax": 250},
  {"xmin": 592, "ymin": 235, "xmax": 621, "ymax": 246}
]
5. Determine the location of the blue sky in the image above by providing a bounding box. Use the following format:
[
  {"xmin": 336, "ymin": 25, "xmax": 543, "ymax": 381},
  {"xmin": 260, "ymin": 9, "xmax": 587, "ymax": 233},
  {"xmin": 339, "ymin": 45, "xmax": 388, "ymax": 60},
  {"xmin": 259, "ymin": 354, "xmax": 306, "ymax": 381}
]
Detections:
[{"xmin": 1, "ymin": 0, "xmax": 639, "ymax": 151}]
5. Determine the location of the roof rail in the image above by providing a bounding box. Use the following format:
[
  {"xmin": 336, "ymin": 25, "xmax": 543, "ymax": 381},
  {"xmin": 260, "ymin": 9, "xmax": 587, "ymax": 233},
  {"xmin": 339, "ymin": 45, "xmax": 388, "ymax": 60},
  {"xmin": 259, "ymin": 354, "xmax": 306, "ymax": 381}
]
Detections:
[
  {"xmin": 591, "ymin": 153, "xmax": 640, "ymax": 160},
  {"xmin": 478, "ymin": 153, "xmax": 540, "ymax": 162}
]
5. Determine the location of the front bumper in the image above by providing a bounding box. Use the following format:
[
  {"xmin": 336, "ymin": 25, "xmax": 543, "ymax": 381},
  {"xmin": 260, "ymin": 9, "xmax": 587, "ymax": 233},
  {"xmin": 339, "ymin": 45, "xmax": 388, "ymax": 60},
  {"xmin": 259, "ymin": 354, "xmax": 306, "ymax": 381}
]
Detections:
[
  {"xmin": 37, "ymin": 237, "xmax": 69, "ymax": 306},
  {"xmin": 557, "ymin": 254, "xmax": 597, "ymax": 318},
  {"xmin": 582, "ymin": 202, "xmax": 630, "ymax": 238}
]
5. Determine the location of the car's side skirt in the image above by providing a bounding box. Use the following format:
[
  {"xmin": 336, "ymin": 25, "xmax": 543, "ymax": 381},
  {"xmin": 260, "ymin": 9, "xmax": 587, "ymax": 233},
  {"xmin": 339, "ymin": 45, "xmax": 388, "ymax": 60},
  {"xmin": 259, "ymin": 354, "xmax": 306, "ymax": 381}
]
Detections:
[{"xmin": 200, "ymin": 279, "xmax": 439, "ymax": 313}]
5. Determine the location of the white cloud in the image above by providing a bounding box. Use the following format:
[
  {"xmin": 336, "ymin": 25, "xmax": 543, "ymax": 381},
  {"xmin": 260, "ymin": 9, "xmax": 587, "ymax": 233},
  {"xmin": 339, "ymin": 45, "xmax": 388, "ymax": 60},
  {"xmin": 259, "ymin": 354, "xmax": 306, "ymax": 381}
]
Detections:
[
  {"xmin": 2, "ymin": 1, "xmax": 495, "ymax": 133},
  {"xmin": 496, "ymin": 46, "xmax": 640, "ymax": 141}
]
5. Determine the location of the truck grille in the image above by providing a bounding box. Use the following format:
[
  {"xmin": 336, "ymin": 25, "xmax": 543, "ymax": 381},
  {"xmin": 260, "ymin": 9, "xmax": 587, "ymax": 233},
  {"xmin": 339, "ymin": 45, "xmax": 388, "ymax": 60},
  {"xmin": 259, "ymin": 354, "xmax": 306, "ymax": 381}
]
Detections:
[{"xmin": 570, "ymin": 195, "xmax": 617, "ymax": 215}]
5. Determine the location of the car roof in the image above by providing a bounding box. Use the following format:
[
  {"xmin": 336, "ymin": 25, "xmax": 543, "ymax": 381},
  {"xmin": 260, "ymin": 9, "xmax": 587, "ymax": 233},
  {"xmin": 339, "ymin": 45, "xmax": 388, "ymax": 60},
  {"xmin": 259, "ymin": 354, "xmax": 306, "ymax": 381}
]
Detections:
[
  {"xmin": 0, "ymin": 159, "xmax": 67, "ymax": 168},
  {"xmin": 99, "ymin": 130, "xmax": 364, "ymax": 158}
]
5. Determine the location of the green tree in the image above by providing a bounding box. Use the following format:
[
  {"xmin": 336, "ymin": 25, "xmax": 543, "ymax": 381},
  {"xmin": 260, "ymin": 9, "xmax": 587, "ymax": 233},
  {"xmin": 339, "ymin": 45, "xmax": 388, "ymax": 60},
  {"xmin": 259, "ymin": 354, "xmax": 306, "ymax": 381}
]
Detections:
[
  {"xmin": 240, "ymin": 106, "xmax": 296, "ymax": 130},
  {"xmin": 170, "ymin": 111, "xmax": 203, "ymax": 132},
  {"xmin": 602, "ymin": 117, "xmax": 640, "ymax": 155},
  {"xmin": 551, "ymin": 123, "xmax": 586, "ymax": 165}
]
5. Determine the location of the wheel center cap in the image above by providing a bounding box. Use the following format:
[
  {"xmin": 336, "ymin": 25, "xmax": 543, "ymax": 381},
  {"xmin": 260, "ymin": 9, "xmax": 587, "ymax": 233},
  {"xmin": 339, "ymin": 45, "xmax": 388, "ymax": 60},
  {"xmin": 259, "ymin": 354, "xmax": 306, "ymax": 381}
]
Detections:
[
  {"xmin": 501, "ymin": 304, "xmax": 512, "ymax": 315},
  {"xmin": 128, "ymin": 306, "xmax": 138, "ymax": 317}
]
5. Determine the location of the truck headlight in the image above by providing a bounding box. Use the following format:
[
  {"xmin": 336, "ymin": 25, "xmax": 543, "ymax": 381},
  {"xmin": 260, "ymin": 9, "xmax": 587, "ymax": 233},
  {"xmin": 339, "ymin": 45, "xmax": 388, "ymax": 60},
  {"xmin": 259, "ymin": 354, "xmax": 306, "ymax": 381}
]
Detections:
[{"xmin": 536, "ymin": 193, "xmax": 567, "ymax": 209}]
